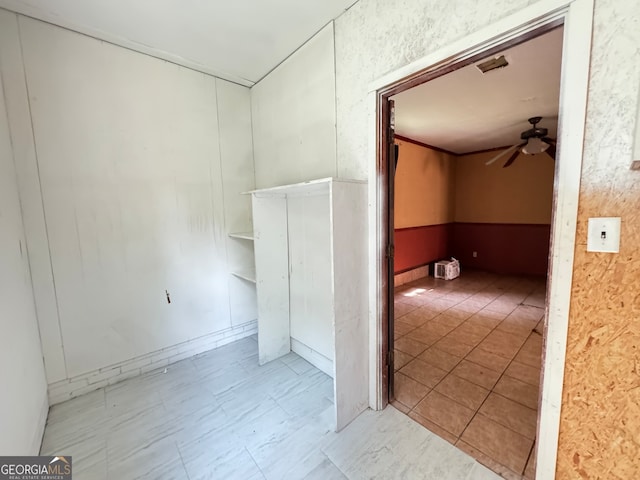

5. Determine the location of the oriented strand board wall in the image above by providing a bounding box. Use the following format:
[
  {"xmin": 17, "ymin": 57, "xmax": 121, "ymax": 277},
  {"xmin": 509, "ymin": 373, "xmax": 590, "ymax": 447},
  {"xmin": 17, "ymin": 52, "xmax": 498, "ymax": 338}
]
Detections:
[
  {"xmin": 394, "ymin": 139, "xmax": 455, "ymax": 228},
  {"xmin": 455, "ymin": 149, "xmax": 554, "ymax": 224},
  {"xmin": 555, "ymin": 1, "xmax": 640, "ymax": 477}
]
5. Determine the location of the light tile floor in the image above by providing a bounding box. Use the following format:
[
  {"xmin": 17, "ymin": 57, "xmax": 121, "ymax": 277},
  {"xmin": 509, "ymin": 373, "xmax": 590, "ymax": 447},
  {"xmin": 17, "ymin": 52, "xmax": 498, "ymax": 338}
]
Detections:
[
  {"xmin": 41, "ymin": 335, "xmax": 501, "ymax": 480},
  {"xmin": 392, "ymin": 270, "xmax": 545, "ymax": 480}
]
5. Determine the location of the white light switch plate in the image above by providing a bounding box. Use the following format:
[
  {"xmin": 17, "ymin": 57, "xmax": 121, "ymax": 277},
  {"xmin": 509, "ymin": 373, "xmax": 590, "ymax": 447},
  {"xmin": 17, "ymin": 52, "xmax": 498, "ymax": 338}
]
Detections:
[{"xmin": 587, "ymin": 217, "xmax": 621, "ymax": 253}]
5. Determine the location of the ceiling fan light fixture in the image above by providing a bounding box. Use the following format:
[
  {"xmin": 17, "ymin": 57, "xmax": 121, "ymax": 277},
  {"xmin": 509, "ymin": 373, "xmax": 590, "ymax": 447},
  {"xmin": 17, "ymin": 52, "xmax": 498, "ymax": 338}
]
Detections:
[{"xmin": 522, "ymin": 137, "xmax": 550, "ymax": 155}]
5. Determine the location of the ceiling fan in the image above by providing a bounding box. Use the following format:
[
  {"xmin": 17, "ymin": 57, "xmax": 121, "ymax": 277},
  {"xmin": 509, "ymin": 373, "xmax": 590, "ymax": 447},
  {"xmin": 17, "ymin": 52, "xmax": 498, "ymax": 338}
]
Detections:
[{"xmin": 485, "ymin": 116, "xmax": 556, "ymax": 168}]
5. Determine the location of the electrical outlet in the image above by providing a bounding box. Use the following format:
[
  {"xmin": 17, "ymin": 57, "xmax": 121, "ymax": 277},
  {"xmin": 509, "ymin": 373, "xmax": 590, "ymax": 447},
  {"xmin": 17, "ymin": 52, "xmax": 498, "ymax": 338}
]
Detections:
[{"xmin": 472, "ymin": 251, "xmax": 478, "ymax": 258}]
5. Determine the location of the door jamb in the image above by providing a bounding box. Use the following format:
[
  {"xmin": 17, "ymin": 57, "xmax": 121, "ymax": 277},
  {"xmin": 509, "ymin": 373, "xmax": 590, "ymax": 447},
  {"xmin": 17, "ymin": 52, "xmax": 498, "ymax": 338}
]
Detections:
[{"xmin": 367, "ymin": 1, "xmax": 594, "ymax": 478}]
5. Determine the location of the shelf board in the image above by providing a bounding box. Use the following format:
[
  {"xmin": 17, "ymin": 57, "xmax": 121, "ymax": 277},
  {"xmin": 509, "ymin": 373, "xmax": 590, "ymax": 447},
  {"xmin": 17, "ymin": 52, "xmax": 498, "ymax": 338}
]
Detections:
[
  {"xmin": 243, "ymin": 177, "xmax": 366, "ymax": 197},
  {"xmin": 231, "ymin": 269, "xmax": 256, "ymax": 283},
  {"xmin": 228, "ymin": 231, "xmax": 254, "ymax": 241}
]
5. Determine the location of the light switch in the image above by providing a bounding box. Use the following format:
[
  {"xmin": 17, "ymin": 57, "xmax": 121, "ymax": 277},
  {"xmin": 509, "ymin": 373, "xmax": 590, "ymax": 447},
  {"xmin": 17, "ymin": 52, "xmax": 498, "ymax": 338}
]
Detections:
[{"xmin": 587, "ymin": 217, "xmax": 621, "ymax": 253}]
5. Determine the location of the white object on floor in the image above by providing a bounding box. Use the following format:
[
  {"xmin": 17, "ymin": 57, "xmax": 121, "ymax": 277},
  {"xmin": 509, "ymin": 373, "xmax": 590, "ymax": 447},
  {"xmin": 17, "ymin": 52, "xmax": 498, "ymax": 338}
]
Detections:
[{"xmin": 434, "ymin": 258, "xmax": 461, "ymax": 280}]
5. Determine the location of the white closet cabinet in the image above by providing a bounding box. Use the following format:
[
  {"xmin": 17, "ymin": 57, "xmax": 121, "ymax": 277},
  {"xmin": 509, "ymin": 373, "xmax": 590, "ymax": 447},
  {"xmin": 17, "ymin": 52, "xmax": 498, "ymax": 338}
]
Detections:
[{"xmin": 250, "ymin": 177, "xmax": 368, "ymax": 431}]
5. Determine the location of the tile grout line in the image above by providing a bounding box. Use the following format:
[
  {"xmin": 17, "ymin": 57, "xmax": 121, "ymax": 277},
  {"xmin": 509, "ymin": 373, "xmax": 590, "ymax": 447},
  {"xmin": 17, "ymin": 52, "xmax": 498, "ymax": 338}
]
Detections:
[
  {"xmin": 454, "ymin": 305, "xmax": 539, "ymax": 468},
  {"xmin": 175, "ymin": 440, "xmax": 192, "ymax": 480},
  {"xmin": 244, "ymin": 446, "xmax": 267, "ymax": 479},
  {"xmin": 393, "ymin": 273, "xmax": 544, "ymax": 477},
  {"xmin": 522, "ymin": 439, "xmax": 537, "ymax": 477}
]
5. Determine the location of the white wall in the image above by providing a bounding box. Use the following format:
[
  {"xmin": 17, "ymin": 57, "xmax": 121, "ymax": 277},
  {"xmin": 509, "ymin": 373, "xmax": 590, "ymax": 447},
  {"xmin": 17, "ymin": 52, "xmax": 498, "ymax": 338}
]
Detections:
[
  {"xmin": 0, "ymin": 12, "xmax": 256, "ymax": 388},
  {"xmin": 217, "ymin": 79, "xmax": 259, "ymax": 330},
  {"xmin": 251, "ymin": 23, "xmax": 337, "ymax": 189},
  {"xmin": 0, "ymin": 73, "xmax": 48, "ymax": 454},
  {"xmin": 0, "ymin": 10, "xmax": 67, "ymax": 383}
]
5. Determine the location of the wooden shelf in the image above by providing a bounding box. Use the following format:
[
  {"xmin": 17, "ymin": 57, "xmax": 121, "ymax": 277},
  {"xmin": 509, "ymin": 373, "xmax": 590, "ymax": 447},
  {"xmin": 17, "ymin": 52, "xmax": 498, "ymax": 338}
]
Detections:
[
  {"xmin": 228, "ymin": 231, "xmax": 254, "ymax": 241},
  {"xmin": 244, "ymin": 177, "xmax": 366, "ymax": 197},
  {"xmin": 231, "ymin": 269, "xmax": 256, "ymax": 283}
]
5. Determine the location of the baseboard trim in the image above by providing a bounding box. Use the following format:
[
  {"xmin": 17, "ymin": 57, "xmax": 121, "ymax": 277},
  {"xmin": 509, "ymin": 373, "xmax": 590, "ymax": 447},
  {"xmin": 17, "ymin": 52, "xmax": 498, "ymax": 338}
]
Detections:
[
  {"xmin": 47, "ymin": 319, "xmax": 258, "ymax": 405},
  {"xmin": 34, "ymin": 389, "xmax": 49, "ymax": 455},
  {"xmin": 291, "ymin": 337, "xmax": 333, "ymax": 378},
  {"xmin": 394, "ymin": 265, "xmax": 430, "ymax": 287}
]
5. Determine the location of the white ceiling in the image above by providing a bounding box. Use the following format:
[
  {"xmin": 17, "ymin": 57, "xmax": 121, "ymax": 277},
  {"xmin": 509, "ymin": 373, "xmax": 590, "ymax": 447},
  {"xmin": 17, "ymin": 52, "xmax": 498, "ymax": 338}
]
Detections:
[
  {"xmin": 392, "ymin": 27, "xmax": 564, "ymax": 154},
  {"xmin": 0, "ymin": 1, "xmax": 562, "ymax": 143},
  {"xmin": 0, "ymin": 0, "xmax": 358, "ymax": 86}
]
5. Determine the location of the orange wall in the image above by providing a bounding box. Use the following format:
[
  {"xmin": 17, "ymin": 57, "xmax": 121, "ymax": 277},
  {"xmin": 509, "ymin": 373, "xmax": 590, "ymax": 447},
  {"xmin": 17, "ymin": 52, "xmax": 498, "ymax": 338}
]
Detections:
[
  {"xmin": 455, "ymin": 149, "xmax": 555, "ymax": 224},
  {"xmin": 395, "ymin": 142, "xmax": 555, "ymax": 227},
  {"xmin": 394, "ymin": 139, "xmax": 455, "ymax": 228},
  {"xmin": 394, "ymin": 141, "xmax": 554, "ymax": 274}
]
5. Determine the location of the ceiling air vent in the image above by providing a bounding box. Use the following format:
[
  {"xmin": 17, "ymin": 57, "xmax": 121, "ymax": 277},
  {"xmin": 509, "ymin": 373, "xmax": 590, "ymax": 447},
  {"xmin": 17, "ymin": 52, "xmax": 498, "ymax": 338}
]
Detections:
[{"xmin": 476, "ymin": 55, "xmax": 509, "ymax": 74}]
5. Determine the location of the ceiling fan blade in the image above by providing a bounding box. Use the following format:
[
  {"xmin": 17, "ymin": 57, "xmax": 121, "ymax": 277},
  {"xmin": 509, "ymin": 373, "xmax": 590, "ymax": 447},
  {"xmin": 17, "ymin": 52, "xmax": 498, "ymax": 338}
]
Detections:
[
  {"xmin": 542, "ymin": 138, "xmax": 556, "ymax": 159},
  {"xmin": 502, "ymin": 148, "xmax": 522, "ymax": 168},
  {"xmin": 485, "ymin": 144, "xmax": 520, "ymax": 166}
]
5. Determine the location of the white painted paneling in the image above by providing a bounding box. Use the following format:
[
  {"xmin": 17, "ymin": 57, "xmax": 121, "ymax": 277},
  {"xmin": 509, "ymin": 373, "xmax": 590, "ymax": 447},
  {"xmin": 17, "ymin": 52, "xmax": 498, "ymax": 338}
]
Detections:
[
  {"xmin": 331, "ymin": 180, "xmax": 368, "ymax": 431},
  {"xmin": 48, "ymin": 319, "xmax": 256, "ymax": 404},
  {"xmin": 14, "ymin": 17, "xmax": 248, "ymax": 378},
  {"xmin": 253, "ymin": 195, "xmax": 290, "ymax": 364},
  {"xmin": 217, "ymin": 79, "xmax": 255, "ymax": 235},
  {"xmin": 216, "ymin": 78, "xmax": 258, "ymax": 326},
  {"xmin": 0, "ymin": 10, "xmax": 67, "ymax": 382},
  {"xmin": 0, "ymin": 72, "xmax": 48, "ymax": 454},
  {"xmin": 251, "ymin": 23, "xmax": 337, "ymax": 189},
  {"xmin": 290, "ymin": 337, "xmax": 333, "ymax": 377},
  {"xmin": 0, "ymin": 0, "xmax": 357, "ymax": 85},
  {"xmin": 288, "ymin": 193, "xmax": 334, "ymax": 362}
]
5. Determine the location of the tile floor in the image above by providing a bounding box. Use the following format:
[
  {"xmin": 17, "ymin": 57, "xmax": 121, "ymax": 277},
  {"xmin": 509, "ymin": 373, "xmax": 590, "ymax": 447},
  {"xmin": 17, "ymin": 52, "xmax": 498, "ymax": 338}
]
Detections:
[
  {"xmin": 392, "ymin": 270, "xmax": 545, "ymax": 480},
  {"xmin": 41, "ymin": 335, "xmax": 501, "ymax": 480}
]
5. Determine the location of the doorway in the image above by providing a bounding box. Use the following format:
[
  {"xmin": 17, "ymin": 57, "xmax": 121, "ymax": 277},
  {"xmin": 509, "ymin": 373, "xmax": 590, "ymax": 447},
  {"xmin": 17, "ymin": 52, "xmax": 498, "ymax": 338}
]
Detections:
[
  {"xmin": 387, "ymin": 26, "xmax": 561, "ymax": 478},
  {"xmin": 371, "ymin": 1, "xmax": 594, "ymax": 479}
]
